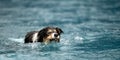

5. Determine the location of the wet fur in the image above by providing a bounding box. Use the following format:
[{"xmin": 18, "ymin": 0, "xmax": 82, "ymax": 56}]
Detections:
[{"xmin": 24, "ymin": 27, "xmax": 63, "ymax": 43}]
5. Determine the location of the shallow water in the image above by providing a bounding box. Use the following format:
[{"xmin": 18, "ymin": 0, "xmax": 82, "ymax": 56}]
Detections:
[{"xmin": 0, "ymin": 0, "xmax": 120, "ymax": 60}]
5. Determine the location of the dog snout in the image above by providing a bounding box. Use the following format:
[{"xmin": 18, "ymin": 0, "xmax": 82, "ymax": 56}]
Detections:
[{"xmin": 54, "ymin": 34, "xmax": 58, "ymax": 37}]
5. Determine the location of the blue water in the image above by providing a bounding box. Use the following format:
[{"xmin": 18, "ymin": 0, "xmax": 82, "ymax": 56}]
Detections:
[{"xmin": 0, "ymin": 0, "xmax": 120, "ymax": 60}]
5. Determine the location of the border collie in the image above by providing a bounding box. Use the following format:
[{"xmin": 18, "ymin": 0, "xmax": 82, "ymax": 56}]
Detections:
[{"xmin": 24, "ymin": 27, "xmax": 63, "ymax": 44}]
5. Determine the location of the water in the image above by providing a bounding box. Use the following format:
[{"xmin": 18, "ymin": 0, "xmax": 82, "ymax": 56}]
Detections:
[{"xmin": 0, "ymin": 0, "xmax": 120, "ymax": 60}]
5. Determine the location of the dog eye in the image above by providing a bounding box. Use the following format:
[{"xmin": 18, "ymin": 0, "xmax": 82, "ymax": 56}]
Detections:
[{"xmin": 47, "ymin": 32, "xmax": 52, "ymax": 34}]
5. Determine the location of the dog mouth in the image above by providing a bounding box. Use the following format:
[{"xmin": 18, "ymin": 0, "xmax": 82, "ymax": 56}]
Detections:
[{"xmin": 50, "ymin": 38, "xmax": 59, "ymax": 42}]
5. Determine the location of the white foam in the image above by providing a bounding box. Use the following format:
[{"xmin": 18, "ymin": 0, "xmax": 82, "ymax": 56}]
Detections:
[
  {"xmin": 74, "ymin": 36, "xmax": 84, "ymax": 43},
  {"xmin": 8, "ymin": 38, "xmax": 24, "ymax": 43}
]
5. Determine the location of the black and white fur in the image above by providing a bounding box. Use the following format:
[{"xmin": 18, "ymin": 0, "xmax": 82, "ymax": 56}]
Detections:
[{"xmin": 24, "ymin": 27, "xmax": 63, "ymax": 44}]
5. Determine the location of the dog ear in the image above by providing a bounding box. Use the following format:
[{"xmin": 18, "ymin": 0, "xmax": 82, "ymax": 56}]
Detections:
[
  {"xmin": 38, "ymin": 28, "xmax": 48, "ymax": 42},
  {"xmin": 56, "ymin": 27, "xmax": 63, "ymax": 34}
]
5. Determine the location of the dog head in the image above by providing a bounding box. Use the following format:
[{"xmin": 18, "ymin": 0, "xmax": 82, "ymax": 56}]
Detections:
[{"xmin": 38, "ymin": 27, "xmax": 63, "ymax": 44}]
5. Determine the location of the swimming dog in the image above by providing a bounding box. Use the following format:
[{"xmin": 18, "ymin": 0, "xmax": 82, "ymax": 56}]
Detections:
[{"xmin": 24, "ymin": 27, "xmax": 63, "ymax": 44}]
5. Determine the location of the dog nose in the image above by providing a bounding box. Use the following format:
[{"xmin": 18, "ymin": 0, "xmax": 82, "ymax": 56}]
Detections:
[{"xmin": 54, "ymin": 34, "xmax": 58, "ymax": 37}]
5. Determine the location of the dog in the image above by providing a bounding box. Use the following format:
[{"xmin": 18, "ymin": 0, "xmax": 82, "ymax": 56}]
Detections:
[{"xmin": 24, "ymin": 27, "xmax": 63, "ymax": 44}]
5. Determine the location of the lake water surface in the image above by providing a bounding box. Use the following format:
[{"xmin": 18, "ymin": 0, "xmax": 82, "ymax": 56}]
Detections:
[{"xmin": 0, "ymin": 0, "xmax": 120, "ymax": 60}]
